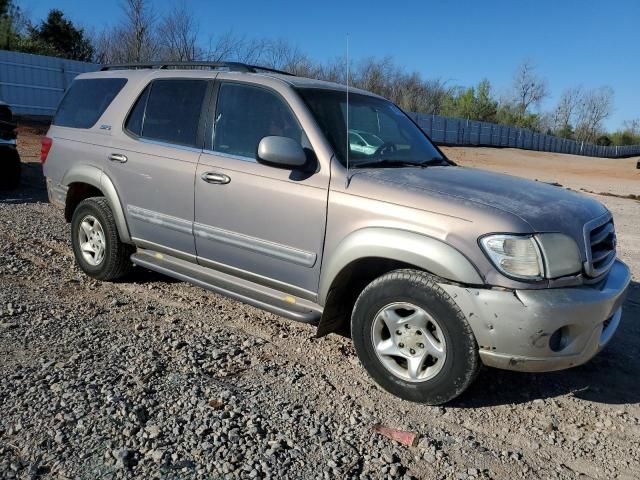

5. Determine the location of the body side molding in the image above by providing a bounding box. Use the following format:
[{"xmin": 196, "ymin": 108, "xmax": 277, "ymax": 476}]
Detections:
[
  {"xmin": 318, "ymin": 227, "xmax": 484, "ymax": 305},
  {"xmin": 193, "ymin": 222, "xmax": 317, "ymax": 268}
]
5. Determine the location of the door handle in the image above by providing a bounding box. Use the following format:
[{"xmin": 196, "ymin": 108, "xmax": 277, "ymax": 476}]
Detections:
[
  {"xmin": 201, "ymin": 172, "xmax": 231, "ymax": 185},
  {"xmin": 109, "ymin": 153, "xmax": 128, "ymax": 163}
]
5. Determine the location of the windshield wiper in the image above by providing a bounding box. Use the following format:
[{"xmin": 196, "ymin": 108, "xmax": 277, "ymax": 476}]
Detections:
[{"xmin": 352, "ymin": 158, "xmax": 444, "ymax": 169}]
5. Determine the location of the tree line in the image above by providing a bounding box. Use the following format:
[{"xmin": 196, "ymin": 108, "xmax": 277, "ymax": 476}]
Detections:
[{"xmin": 1, "ymin": 0, "xmax": 638, "ymax": 146}]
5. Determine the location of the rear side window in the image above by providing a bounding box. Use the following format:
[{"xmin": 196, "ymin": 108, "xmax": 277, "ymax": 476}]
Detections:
[
  {"xmin": 125, "ymin": 85, "xmax": 150, "ymax": 137},
  {"xmin": 54, "ymin": 78, "xmax": 127, "ymax": 128},
  {"xmin": 125, "ymin": 79, "xmax": 207, "ymax": 148},
  {"xmin": 213, "ymin": 83, "xmax": 302, "ymax": 159}
]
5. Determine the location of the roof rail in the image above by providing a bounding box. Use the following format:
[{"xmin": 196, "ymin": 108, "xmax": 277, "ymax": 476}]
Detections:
[{"xmin": 100, "ymin": 61, "xmax": 295, "ymax": 76}]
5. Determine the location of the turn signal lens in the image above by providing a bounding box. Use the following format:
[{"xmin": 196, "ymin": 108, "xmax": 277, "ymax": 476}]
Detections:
[{"xmin": 481, "ymin": 235, "xmax": 543, "ymax": 280}]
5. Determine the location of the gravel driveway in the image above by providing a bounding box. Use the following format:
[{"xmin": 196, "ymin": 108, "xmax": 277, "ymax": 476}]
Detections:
[{"xmin": 1, "ymin": 159, "xmax": 639, "ymax": 480}]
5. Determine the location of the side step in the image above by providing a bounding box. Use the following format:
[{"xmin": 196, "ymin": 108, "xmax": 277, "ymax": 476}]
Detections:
[{"xmin": 131, "ymin": 249, "xmax": 322, "ymax": 324}]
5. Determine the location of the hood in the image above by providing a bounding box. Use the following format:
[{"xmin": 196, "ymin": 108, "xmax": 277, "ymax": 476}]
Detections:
[{"xmin": 352, "ymin": 165, "xmax": 607, "ymax": 238}]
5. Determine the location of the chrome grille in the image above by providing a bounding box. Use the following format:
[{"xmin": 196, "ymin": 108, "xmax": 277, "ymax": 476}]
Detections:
[{"xmin": 584, "ymin": 215, "xmax": 617, "ymax": 278}]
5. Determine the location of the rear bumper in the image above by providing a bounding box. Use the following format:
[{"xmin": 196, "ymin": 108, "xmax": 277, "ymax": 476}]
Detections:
[
  {"xmin": 440, "ymin": 260, "xmax": 631, "ymax": 372},
  {"xmin": 46, "ymin": 178, "xmax": 67, "ymax": 209}
]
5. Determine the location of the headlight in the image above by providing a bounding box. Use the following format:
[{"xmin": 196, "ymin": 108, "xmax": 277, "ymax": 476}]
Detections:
[
  {"xmin": 535, "ymin": 233, "xmax": 582, "ymax": 278},
  {"xmin": 481, "ymin": 233, "xmax": 582, "ymax": 280},
  {"xmin": 480, "ymin": 235, "xmax": 544, "ymax": 280}
]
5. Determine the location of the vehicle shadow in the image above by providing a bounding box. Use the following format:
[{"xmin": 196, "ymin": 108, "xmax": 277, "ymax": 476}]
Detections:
[
  {"xmin": 452, "ymin": 280, "xmax": 640, "ymax": 407},
  {"xmin": 0, "ymin": 161, "xmax": 47, "ymax": 204},
  {"xmin": 126, "ymin": 266, "xmax": 180, "ymax": 285}
]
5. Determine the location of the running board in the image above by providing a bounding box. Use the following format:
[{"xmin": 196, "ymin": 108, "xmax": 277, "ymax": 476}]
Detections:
[{"xmin": 131, "ymin": 249, "xmax": 322, "ymax": 324}]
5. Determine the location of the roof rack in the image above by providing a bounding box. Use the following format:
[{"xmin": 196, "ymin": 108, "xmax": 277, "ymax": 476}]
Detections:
[{"xmin": 100, "ymin": 61, "xmax": 295, "ymax": 76}]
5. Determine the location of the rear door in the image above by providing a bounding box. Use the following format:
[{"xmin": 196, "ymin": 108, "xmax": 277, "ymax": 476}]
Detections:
[
  {"xmin": 106, "ymin": 78, "xmax": 211, "ymax": 258},
  {"xmin": 194, "ymin": 81, "xmax": 329, "ymax": 297}
]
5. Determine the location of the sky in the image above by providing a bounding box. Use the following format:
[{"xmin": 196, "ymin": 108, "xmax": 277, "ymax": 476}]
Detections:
[{"xmin": 19, "ymin": 0, "xmax": 640, "ymax": 130}]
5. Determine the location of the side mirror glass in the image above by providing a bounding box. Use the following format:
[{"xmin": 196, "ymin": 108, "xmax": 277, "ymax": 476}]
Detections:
[{"xmin": 257, "ymin": 136, "xmax": 307, "ymax": 168}]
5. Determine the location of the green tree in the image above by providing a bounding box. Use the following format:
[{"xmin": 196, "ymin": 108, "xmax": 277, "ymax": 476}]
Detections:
[
  {"xmin": 473, "ymin": 80, "xmax": 498, "ymax": 121},
  {"xmin": 555, "ymin": 124, "xmax": 574, "ymax": 139},
  {"xmin": 496, "ymin": 103, "xmax": 542, "ymax": 131},
  {"xmin": 0, "ymin": 0, "xmax": 21, "ymax": 49},
  {"xmin": 610, "ymin": 130, "xmax": 640, "ymax": 146},
  {"xmin": 29, "ymin": 9, "xmax": 94, "ymax": 61},
  {"xmin": 444, "ymin": 80, "xmax": 497, "ymax": 122}
]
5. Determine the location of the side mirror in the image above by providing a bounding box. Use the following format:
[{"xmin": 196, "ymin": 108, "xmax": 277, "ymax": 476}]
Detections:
[{"xmin": 257, "ymin": 136, "xmax": 306, "ymax": 168}]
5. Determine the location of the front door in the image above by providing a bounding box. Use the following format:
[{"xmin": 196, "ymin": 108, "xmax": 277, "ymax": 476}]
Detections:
[
  {"xmin": 194, "ymin": 81, "xmax": 329, "ymax": 297},
  {"xmin": 106, "ymin": 78, "xmax": 210, "ymax": 257}
]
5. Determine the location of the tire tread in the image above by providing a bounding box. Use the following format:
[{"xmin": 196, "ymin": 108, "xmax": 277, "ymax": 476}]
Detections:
[
  {"xmin": 72, "ymin": 197, "xmax": 133, "ymax": 281},
  {"xmin": 352, "ymin": 269, "xmax": 480, "ymax": 404}
]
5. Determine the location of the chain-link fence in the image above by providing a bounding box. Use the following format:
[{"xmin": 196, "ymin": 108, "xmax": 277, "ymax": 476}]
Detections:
[{"xmin": 1, "ymin": 49, "xmax": 638, "ymax": 158}]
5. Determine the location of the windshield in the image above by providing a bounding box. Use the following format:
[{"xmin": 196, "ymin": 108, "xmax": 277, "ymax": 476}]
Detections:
[
  {"xmin": 296, "ymin": 87, "xmax": 446, "ymax": 167},
  {"xmin": 358, "ymin": 131, "xmax": 383, "ymax": 146}
]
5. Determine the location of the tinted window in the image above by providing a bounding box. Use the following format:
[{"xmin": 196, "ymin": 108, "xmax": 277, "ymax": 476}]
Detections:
[
  {"xmin": 297, "ymin": 88, "xmax": 444, "ymax": 167},
  {"xmin": 136, "ymin": 79, "xmax": 207, "ymax": 147},
  {"xmin": 125, "ymin": 85, "xmax": 150, "ymax": 137},
  {"xmin": 54, "ymin": 78, "xmax": 127, "ymax": 128},
  {"xmin": 214, "ymin": 83, "xmax": 302, "ymax": 159}
]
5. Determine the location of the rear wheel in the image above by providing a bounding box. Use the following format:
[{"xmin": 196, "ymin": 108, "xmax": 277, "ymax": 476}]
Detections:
[
  {"xmin": 71, "ymin": 197, "xmax": 133, "ymax": 281},
  {"xmin": 351, "ymin": 269, "xmax": 480, "ymax": 404}
]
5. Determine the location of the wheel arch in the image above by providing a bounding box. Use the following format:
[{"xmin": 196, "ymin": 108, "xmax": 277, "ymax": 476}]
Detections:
[
  {"xmin": 319, "ymin": 227, "xmax": 483, "ymax": 305},
  {"xmin": 62, "ymin": 165, "xmax": 131, "ymax": 243},
  {"xmin": 315, "ymin": 228, "xmax": 484, "ymax": 337}
]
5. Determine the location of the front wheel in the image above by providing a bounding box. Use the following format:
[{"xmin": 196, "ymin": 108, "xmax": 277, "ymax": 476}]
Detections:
[
  {"xmin": 71, "ymin": 197, "xmax": 133, "ymax": 281},
  {"xmin": 351, "ymin": 269, "xmax": 480, "ymax": 404}
]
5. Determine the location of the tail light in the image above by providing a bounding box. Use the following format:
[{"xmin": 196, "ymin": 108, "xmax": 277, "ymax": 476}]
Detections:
[{"xmin": 40, "ymin": 136, "xmax": 52, "ymax": 164}]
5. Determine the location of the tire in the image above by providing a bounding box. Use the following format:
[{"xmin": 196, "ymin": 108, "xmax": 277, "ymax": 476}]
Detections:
[
  {"xmin": 351, "ymin": 269, "xmax": 480, "ymax": 404},
  {"xmin": 0, "ymin": 147, "xmax": 21, "ymax": 190},
  {"xmin": 71, "ymin": 197, "xmax": 133, "ymax": 281}
]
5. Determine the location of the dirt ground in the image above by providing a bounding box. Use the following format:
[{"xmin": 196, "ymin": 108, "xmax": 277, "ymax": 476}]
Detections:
[
  {"xmin": 1, "ymin": 130, "xmax": 639, "ymax": 479},
  {"xmin": 443, "ymin": 146, "xmax": 640, "ymax": 282},
  {"xmin": 442, "ymin": 146, "xmax": 640, "ymax": 197}
]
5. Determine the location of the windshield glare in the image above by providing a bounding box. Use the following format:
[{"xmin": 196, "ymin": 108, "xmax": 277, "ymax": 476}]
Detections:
[{"xmin": 296, "ymin": 87, "xmax": 445, "ymax": 167}]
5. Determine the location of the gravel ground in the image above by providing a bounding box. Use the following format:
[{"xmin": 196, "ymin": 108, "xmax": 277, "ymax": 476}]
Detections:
[{"xmin": 1, "ymin": 148, "xmax": 640, "ymax": 479}]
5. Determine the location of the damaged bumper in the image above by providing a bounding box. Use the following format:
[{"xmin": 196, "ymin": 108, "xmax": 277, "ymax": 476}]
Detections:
[{"xmin": 440, "ymin": 260, "xmax": 631, "ymax": 372}]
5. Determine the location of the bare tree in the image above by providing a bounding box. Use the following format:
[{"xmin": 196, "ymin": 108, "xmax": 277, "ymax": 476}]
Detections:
[
  {"xmin": 95, "ymin": 0, "xmax": 158, "ymax": 64},
  {"xmin": 125, "ymin": 0, "xmax": 157, "ymax": 62},
  {"xmin": 512, "ymin": 60, "xmax": 549, "ymax": 116},
  {"xmin": 574, "ymin": 87, "xmax": 614, "ymax": 142},
  {"xmin": 158, "ymin": 1, "xmax": 200, "ymax": 61},
  {"xmin": 201, "ymin": 32, "xmax": 272, "ymax": 64},
  {"xmin": 419, "ymin": 78, "xmax": 453, "ymax": 115},
  {"xmin": 318, "ymin": 57, "xmax": 346, "ymax": 83},
  {"xmin": 353, "ymin": 56, "xmax": 397, "ymax": 99},
  {"xmin": 258, "ymin": 38, "xmax": 323, "ymax": 76},
  {"xmin": 622, "ymin": 119, "xmax": 640, "ymax": 136},
  {"xmin": 92, "ymin": 28, "xmax": 115, "ymax": 64},
  {"xmin": 202, "ymin": 31, "xmax": 242, "ymax": 61},
  {"xmin": 552, "ymin": 86, "xmax": 583, "ymax": 135}
]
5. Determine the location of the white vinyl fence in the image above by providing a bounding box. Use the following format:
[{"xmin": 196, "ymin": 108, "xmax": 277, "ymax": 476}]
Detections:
[{"xmin": 0, "ymin": 49, "xmax": 98, "ymax": 117}]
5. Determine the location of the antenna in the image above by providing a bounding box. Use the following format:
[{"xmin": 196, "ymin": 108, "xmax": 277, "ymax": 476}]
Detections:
[{"xmin": 345, "ymin": 34, "xmax": 350, "ymax": 188}]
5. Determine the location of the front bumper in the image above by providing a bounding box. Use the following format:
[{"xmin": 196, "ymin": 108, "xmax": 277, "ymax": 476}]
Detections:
[{"xmin": 440, "ymin": 260, "xmax": 631, "ymax": 372}]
